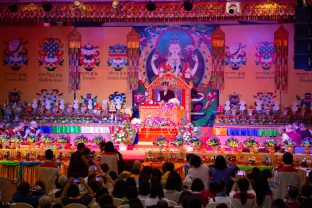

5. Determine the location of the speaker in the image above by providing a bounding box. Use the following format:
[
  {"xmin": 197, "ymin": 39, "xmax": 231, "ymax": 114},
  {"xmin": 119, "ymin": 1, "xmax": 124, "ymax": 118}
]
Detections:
[{"xmin": 294, "ymin": 6, "xmax": 312, "ymax": 70}]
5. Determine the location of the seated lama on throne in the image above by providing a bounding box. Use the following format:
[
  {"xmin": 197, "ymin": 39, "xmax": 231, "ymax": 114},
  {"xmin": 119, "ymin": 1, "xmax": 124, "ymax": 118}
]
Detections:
[{"xmin": 159, "ymin": 81, "xmax": 176, "ymax": 102}]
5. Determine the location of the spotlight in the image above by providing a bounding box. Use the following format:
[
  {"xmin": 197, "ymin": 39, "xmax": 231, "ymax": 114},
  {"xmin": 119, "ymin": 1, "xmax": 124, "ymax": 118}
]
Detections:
[
  {"xmin": 183, "ymin": 0, "xmax": 193, "ymax": 11},
  {"xmin": 112, "ymin": 0, "xmax": 120, "ymax": 9},
  {"xmin": 8, "ymin": 3, "xmax": 18, "ymax": 12},
  {"xmin": 226, "ymin": 1, "xmax": 241, "ymax": 15},
  {"xmin": 42, "ymin": 2, "xmax": 53, "ymax": 12},
  {"xmin": 146, "ymin": 1, "xmax": 156, "ymax": 12}
]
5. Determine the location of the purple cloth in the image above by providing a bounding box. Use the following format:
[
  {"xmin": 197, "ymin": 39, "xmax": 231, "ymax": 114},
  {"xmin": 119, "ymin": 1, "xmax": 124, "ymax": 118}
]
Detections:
[
  {"xmin": 302, "ymin": 129, "xmax": 312, "ymax": 139},
  {"xmin": 288, "ymin": 131, "xmax": 302, "ymax": 146},
  {"xmin": 210, "ymin": 165, "xmax": 235, "ymax": 185}
]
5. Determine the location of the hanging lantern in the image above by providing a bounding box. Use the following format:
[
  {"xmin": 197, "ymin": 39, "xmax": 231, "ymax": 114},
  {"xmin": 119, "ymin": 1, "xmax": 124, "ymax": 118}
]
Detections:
[
  {"xmin": 127, "ymin": 28, "xmax": 140, "ymax": 91},
  {"xmin": 68, "ymin": 28, "xmax": 81, "ymax": 97},
  {"xmin": 211, "ymin": 27, "xmax": 225, "ymax": 90},
  {"xmin": 274, "ymin": 25, "xmax": 289, "ymax": 93}
]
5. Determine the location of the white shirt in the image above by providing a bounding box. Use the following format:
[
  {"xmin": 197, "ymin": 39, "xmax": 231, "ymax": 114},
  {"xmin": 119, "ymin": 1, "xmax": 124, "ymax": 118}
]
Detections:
[
  {"xmin": 144, "ymin": 197, "xmax": 170, "ymax": 207},
  {"xmin": 209, "ymin": 196, "xmax": 231, "ymax": 207},
  {"xmin": 164, "ymin": 190, "xmax": 181, "ymax": 202},
  {"xmin": 229, "ymin": 190, "xmax": 257, "ymax": 208},
  {"xmin": 184, "ymin": 164, "xmax": 210, "ymax": 189}
]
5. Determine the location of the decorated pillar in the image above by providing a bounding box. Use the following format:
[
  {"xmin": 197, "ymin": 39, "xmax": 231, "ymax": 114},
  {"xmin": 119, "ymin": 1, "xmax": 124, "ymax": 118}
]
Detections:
[
  {"xmin": 68, "ymin": 28, "xmax": 81, "ymax": 99},
  {"xmin": 211, "ymin": 27, "xmax": 225, "ymax": 90},
  {"xmin": 127, "ymin": 28, "xmax": 140, "ymax": 91},
  {"xmin": 274, "ymin": 25, "xmax": 289, "ymax": 93}
]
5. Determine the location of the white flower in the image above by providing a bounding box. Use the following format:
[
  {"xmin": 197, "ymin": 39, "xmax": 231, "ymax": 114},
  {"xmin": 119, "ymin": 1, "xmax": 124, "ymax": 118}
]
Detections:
[
  {"xmin": 131, "ymin": 118, "xmax": 142, "ymax": 124},
  {"xmin": 168, "ymin": 98, "xmax": 180, "ymax": 105}
]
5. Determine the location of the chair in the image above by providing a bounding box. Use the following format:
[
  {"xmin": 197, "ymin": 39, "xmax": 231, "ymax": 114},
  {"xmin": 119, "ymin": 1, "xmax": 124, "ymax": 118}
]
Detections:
[
  {"xmin": 113, "ymin": 198, "xmax": 125, "ymax": 207},
  {"xmin": 10, "ymin": 203, "xmax": 33, "ymax": 208},
  {"xmin": 205, "ymin": 202, "xmax": 223, "ymax": 208},
  {"xmin": 0, "ymin": 177, "xmax": 17, "ymax": 203},
  {"xmin": 118, "ymin": 205, "xmax": 130, "ymax": 208},
  {"xmin": 38, "ymin": 167, "xmax": 60, "ymax": 194},
  {"xmin": 64, "ymin": 203, "xmax": 88, "ymax": 208},
  {"xmin": 168, "ymin": 200, "xmax": 178, "ymax": 207}
]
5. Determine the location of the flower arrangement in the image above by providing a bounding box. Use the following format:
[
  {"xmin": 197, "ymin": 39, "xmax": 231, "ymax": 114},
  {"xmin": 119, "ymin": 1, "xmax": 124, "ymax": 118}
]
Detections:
[
  {"xmin": 171, "ymin": 137, "xmax": 184, "ymax": 147},
  {"xmin": 27, "ymin": 135, "xmax": 39, "ymax": 143},
  {"xmin": 144, "ymin": 116, "xmax": 176, "ymax": 128},
  {"xmin": 168, "ymin": 98, "xmax": 180, "ymax": 105},
  {"xmin": 57, "ymin": 135, "xmax": 69, "ymax": 143},
  {"xmin": 154, "ymin": 136, "xmax": 169, "ymax": 146},
  {"xmin": 111, "ymin": 121, "xmax": 135, "ymax": 145},
  {"xmin": 244, "ymin": 138, "xmax": 259, "ymax": 147},
  {"xmin": 177, "ymin": 123, "xmax": 199, "ymax": 143},
  {"xmin": 302, "ymin": 138, "xmax": 312, "ymax": 147},
  {"xmin": 225, "ymin": 137, "xmax": 239, "ymax": 147},
  {"xmin": 0, "ymin": 135, "xmax": 9, "ymax": 143},
  {"xmin": 41, "ymin": 135, "xmax": 54, "ymax": 143},
  {"xmin": 189, "ymin": 138, "xmax": 201, "ymax": 147},
  {"xmin": 93, "ymin": 135, "xmax": 104, "ymax": 145},
  {"xmin": 206, "ymin": 137, "xmax": 220, "ymax": 147},
  {"xmin": 283, "ymin": 139, "xmax": 295, "ymax": 147},
  {"xmin": 74, "ymin": 135, "xmax": 88, "ymax": 145},
  {"xmin": 264, "ymin": 139, "xmax": 276, "ymax": 147},
  {"xmin": 248, "ymin": 156, "xmax": 256, "ymax": 164},
  {"xmin": 11, "ymin": 135, "xmax": 21, "ymax": 143}
]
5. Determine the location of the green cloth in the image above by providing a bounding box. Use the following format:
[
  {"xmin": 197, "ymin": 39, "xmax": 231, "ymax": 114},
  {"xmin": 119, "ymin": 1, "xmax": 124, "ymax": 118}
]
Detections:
[
  {"xmin": 0, "ymin": 160, "xmax": 19, "ymax": 166},
  {"xmin": 238, "ymin": 165, "xmax": 273, "ymax": 171},
  {"xmin": 258, "ymin": 129, "xmax": 278, "ymax": 137},
  {"xmin": 52, "ymin": 126, "xmax": 81, "ymax": 133}
]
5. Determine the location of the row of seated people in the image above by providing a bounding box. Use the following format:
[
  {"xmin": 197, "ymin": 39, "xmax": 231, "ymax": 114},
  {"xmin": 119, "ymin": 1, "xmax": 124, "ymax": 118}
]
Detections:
[{"xmin": 9, "ymin": 147, "xmax": 312, "ymax": 208}]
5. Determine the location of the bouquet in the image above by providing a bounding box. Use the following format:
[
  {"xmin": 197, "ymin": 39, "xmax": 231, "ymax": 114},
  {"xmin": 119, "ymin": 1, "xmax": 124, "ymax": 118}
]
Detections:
[
  {"xmin": 206, "ymin": 137, "xmax": 220, "ymax": 147},
  {"xmin": 283, "ymin": 139, "xmax": 295, "ymax": 147},
  {"xmin": 0, "ymin": 135, "xmax": 9, "ymax": 143},
  {"xmin": 11, "ymin": 135, "xmax": 21, "ymax": 143},
  {"xmin": 41, "ymin": 135, "xmax": 54, "ymax": 143},
  {"xmin": 57, "ymin": 135, "xmax": 69, "ymax": 143},
  {"xmin": 177, "ymin": 123, "xmax": 199, "ymax": 143},
  {"xmin": 144, "ymin": 116, "xmax": 176, "ymax": 128},
  {"xmin": 248, "ymin": 156, "xmax": 256, "ymax": 164},
  {"xmin": 171, "ymin": 137, "xmax": 184, "ymax": 147},
  {"xmin": 226, "ymin": 137, "xmax": 239, "ymax": 147},
  {"xmin": 111, "ymin": 121, "xmax": 135, "ymax": 145},
  {"xmin": 131, "ymin": 118, "xmax": 143, "ymax": 130},
  {"xmin": 161, "ymin": 98, "xmax": 180, "ymax": 112},
  {"xmin": 93, "ymin": 135, "xmax": 104, "ymax": 145},
  {"xmin": 264, "ymin": 139, "xmax": 276, "ymax": 147},
  {"xmin": 244, "ymin": 138, "xmax": 259, "ymax": 147},
  {"xmin": 27, "ymin": 135, "xmax": 39, "ymax": 143},
  {"xmin": 74, "ymin": 135, "xmax": 88, "ymax": 145},
  {"xmin": 189, "ymin": 138, "xmax": 201, "ymax": 147},
  {"xmin": 302, "ymin": 138, "xmax": 312, "ymax": 147},
  {"xmin": 154, "ymin": 136, "xmax": 169, "ymax": 146}
]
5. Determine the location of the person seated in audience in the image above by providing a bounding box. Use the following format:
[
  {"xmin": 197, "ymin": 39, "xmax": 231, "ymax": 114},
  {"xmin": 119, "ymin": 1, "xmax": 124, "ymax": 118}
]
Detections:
[
  {"xmin": 129, "ymin": 198, "xmax": 144, "ymax": 208},
  {"xmin": 40, "ymin": 149, "xmax": 58, "ymax": 168},
  {"xmin": 209, "ymin": 180, "xmax": 230, "ymax": 207},
  {"xmin": 109, "ymin": 170, "xmax": 118, "ymax": 182},
  {"xmin": 178, "ymin": 190, "xmax": 192, "ymax": 207},
  {"xmin": 131, "ymin": 160, "xmax": 141, "ymax": 184},
  {"xmin": 112, "ymin": 179, "xmax": 126, "ymax": 199},
  {"xmin": 138, "ymin": 177, "xmax": 151, "ymax": 200},
  {"xmin": 144, "ymin": 182, "xmax": 170, "ymax": 207},
  {"xmin": 13, "ymin": 181, "xmax": 46, "ymax": 208},
  {"xmin": 99, "ymin": 141, "xmax": 106, "ymax": 153},
  {"xmin": 118, "ymin": 162, "xmax": 132, "ymax": 180},
  {"xmin": 253, "ymin": 174, "xmax": 272, "ymax": 208},
  {"xmin": 261, "ymin": 168, "xmax": 274, "ymax": 188},
  {"xmin": 285, "ymin": 186, "xmax": 301, "ymax": 208},
  {"xmin": 168, "ymin": 171, "xmax": 183, "ymax": 191},
  {"xmin": 210, "ymin": 155, "xmax": 236, "ymax": 185},
  {"xmin": 38, "ymin": 195, "xmax": 52, "ymax": 208},
  {"xmin": 274, "ymin": 152, "xmax": 300, "ymax": 199},
  {"xmin": 141, "ymin": 166, "xmax": 153, "ymax": 180},
  {"xmin": 156, "ymin": 199, "xmax": 169, "ymax": 208},
  {"xmin": 184, "ymin": 154, "xmax": 209, "ymax": 189},
  {"xmin": 247, "ymin": 167, "xmax": 261, "ymax": 188},
  {"xmin": 226, "ymin": 166, "xmax": 240, "ymax": 195},
  {"xmin": 229, "ymin": 178, "xmax": 256, "ymax": 208},
  {"xmin": 184, "ymin": 197, "xmax": 202, "ymax": 208},
  {"xmin": 216, "ymin": 203, "xmax": 229, "ymax": 208},
  {"xmin": 271, "ymin": 198, "xmax": 288, "ymax": 208},
  {"xmin": 299, "ymin": 123, "xmax": 312, "ymax": 139},
  {"xmin": 61, "ymin": 177, "xmax": 94, "ymax": 206},
  {"xmin": 123, "ymin": 185, "xmax": 139, "ymax": 204},
  {"xmin": 163, "ymin": 175, "xmax": 181, "ymax": 202},
  {"xmin": 151, "ymin": 168, "xmax": 162, "ymax": 184},
  {"xmin": 54, "ymin": 175, "xmax": 68, "ymax": 198},
  {"xmin": 161, "ymin": 162, "xmax": 175, "ymax": 184},
  {"xmin": 97, "ymin": 194, "xmax": 114, "ymax": 208},
  {"xmin": 190, "ymin": 178, "xmax": 209, "ymax": 206},
  {"xmin": 67, "ymin": 143, "xmax": 89, "ymax": 178},
  {"xmin": 298, "ymin": 184, "xmax": 312, "ymax": 208},
  {"xmin": 33, "ymin": 181, "xmax": 47, "ymax": 196},
  {"xmin": 98, "ymin": 163, "xmax": 115, "ymax": 190},
  {"xmin": 52, "ymin": 203, "xmax": 63, "ymax": 208}
]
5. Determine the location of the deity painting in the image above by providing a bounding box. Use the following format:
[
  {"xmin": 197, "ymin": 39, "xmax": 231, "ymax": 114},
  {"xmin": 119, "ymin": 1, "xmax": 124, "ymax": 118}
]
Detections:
[
  {"xmin": 37, "ymin": 89, "xmax": 63, "ymax": 105},
  {"xmin": 38, "ymin": 38, "xmax": 64, "ymax": 71},
  {"xmin": 3, "ymin": 39, "xmax": 28, "ymax": 71},
  {"xmin": 79, "ymin": 44, "xmax": 100, "ymax": 71},
  {"xmin": 81, "ymin": 93, "xmax": 98, "ymax": 106},
  {"xmin": 255, "ymin": 42, "xmax": 274, "ymax": 70},
  {"xmin": 109, "ymin": 92, "xmax": 126, "ymax": 110},
  {"xmin": 253, "ymin": 92, "xmax": 276, "ymax": 107},
  {"xmin": 225, "ymin": 43, "xmax": 247, "ymax": 70},
  {"xmin": 107, "ymin": 44, "xmax": 128, "ymax": 71},
  {"xmin": 145, "ymin": 28, "xmax": 205, "ymax": 87}
]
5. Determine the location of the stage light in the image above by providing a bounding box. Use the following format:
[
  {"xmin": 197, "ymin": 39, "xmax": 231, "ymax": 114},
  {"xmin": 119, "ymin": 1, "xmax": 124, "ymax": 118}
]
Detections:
[
  {"xmin": 183, "ymin": 0, "xmax": 193, "ymax": 11},
  {"xmin": 42, "ymin": 2, "xmax": 53, "ymax": 12},
  {"xmin": 112, "ymin": 0, "xmax": 120, "ymax": 9},
  {"xmin": 8, "ymin": 3, "xmax": 18, "ymax": 12},
  {"xmin": 146, "ymin": 1, "xmax": 156, "ymax": 12},
  {"xmin": 226, "ymin": 1, "xmax": 241, "ymax": 14}
]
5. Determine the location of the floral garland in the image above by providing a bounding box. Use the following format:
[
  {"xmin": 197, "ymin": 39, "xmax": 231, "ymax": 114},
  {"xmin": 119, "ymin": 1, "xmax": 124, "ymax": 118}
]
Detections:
[
  {"xmin": 177, "ymin": 122, "xmax": 199, "ymax": 143},
  {"xmin": 27, "ymin": 135, "xmax": 39, "ymax": 143},
  {"xmin": 144, "ymin": 116, "xmax": 176, "ymax": 128},
  {"xmin": 153, "ymin": 136, "xmax": 169, "ymax": 146},
  {"xmin": 302, "ymin": 138, "xmax": 312, "ymax": 147},
  {"xmin": 226, "ymin": 137, "xmax": 239, "ymax": 147},
  {"xmin": 206, "ymin": 137, "xmax": 220, "ymax": 147},
  {"xmin": 244, "ymin": 138, "xmax": 259, "ymax": 147},
  {"xmin": 283, "ymin": 139, "xmax": 295, "ymax": 147},
  {"xmin": 0, "ymin": 135, "xmax": 9, "ymax": 143},
  {"xmin": 171, "ymin": 137, "xmax": 184, "ymax": 147},
  {"xmin": 264, "ymin": 139, "xmax": 276, "ymax": 147},
  {"xmin": 57, "ymin": 135, "xmax": 69, "ymax": 143},
  {"xmin": 41, "ymin": 135, "xmax": 54, "ymax": 143},
  {"xmin": 189, "ymin": 138, "xmax": 201, "ymax": 147},
  {"xmin": 11, "ymin": 135, "xmax": 21, "ymax": 143},
  {"xmin": 93, "ymin": 135, "xmax": 104, "ymax": 145},
  {"xmin": 74, "ymin": 135, "xmax": 88, "ymax": 145},
  {"xmin": 111, "ymin": 121, "xmax": 135, "ymax": 145}
]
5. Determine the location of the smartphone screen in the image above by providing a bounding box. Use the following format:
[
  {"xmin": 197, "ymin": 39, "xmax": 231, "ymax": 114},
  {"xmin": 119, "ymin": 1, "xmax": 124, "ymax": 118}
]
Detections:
[
  {"xmin": 74, "ymin": 178, "xmax": 80, "ymax": 184},
  {"xmin": 93, "ymin": 165, "xmax": 97, "ymax": 171},
  {"xmin": 237, "ymin": 170, "xmax": 246, "ymax": 176},
  {"xmin": 306, "ymin": 169, "xmax": 311, "ymax": 177}
]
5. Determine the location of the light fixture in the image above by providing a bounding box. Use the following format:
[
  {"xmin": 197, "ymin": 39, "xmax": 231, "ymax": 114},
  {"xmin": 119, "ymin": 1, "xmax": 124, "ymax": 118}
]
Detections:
[
  {"xmin": 8, "ymin": 3, "xmax": 18, "ymax": 12},
  {"xmin": 226, "ymin": 1, "xmax": 241, "ymax": 15},
  {"xmin": 183, "ymin": 0, "xmax": 193, "ymax": 11},
  {"xmin": 146, "ymin": 1, "xmax": 156, "ymax": 12},
  {"xmin": 112, "ymin": 0, "xmax": 120, "ymax": 9},
  {"xmin": 42, "ymin": 2, "xmax": 52, "ymax": 12}
]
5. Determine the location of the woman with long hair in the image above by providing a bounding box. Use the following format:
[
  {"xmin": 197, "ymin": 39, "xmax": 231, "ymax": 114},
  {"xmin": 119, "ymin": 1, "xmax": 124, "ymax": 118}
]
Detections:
[
  {"xmin": 229, "ymin": 178, "xmax": 256, "ymax": 208},
  {"xmin": 254, "ymin": 174, "xmax": 273, "ymax": 208},
  {"xmin": 144, "ymin": 182, "xmax": 169, "ymax": 207}
]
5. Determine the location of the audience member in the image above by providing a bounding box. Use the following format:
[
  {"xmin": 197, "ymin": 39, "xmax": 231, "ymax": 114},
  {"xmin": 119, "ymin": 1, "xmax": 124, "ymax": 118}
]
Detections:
[
  {"xmin": 164, "ymin": 175, "xmax": 181, "ymax": 202},
  {"xmin": 131, "ymin": 160, "xmax": 141, "ymax": 182},
  {"xmin": 216, "ymin": 203, "xmax": 229, "ymax": 208},
  {"xmin": 210, "ymin": 155, "xmax": 235, "ymax": 185},
  {"xmin": 97, "ymin": 194, "xmax": 114, "ymax": 208},
  {"xmin": 104, "ymin": 141, "xmax": 124, "ymax": 174},
  {"xmin": 118, "ymin": 162, "xmax": 132, "ymax": 180},
  {"xmin": 161, "ymin": 162, "xmax": 175, "ymax": 183},
  {"xmin": 274, "ymin": 152, "xmax": 300, "ymax": 199},
  {"xmin": 129, "ymin": 197, "xmax": 144, "ymax": 208},
  {"xmin": 178, "ymin": 190, "xmax": 192, "ymax": 208},
  {"xmin": 190, "ymin": 178, "xmax": 209, "ymax": 206},
  {"xmin": 38, "ymin": 195, "xmax": 52, "ymax": 208},
  {"xmin": 54, "ymin": 175, "xmax": 68, "ymax": 198},
  {"xmin": 285, "ymin": 186, "xmax": 300, "ymax": 208},
  {"xmin": 141, "ymin": 166, "xmax": 153, "ymax": 180},
  {"xmin": 112, "ymin": 179, "xmax": 126, "ymax": 199},
  {"xmin": 156, "ymin": 199, "xmax": 169, "ymax": 208},
  {"xmin": 184, "ymin": 155, "xmax": 209, "ymax": 189},
  {"xmin": 124, "ymin": 185, "xmax": 139, "ymax": 203},
  {"xmin": 185, "ymin": 197, "xmax": 202, "ymax": 208},
  {"xmin": 144, "ymin": 182, "xmax": 169, "ymax": 207},
  {"xmin": 67, "ymin": 143, "xmax": 89, "ymax": 178},
  {"xmin": 253, "ymin": 174, "xmax": 272, "ymax": 208},
  {"xmin": 12, "ymin": 181, "xmax": 45, "ymax": 208},
  {"xmin": 151, "ymin": 168, "xmax": 163, "ymax": 184},
  {"xmin": 271, "ymin": 198, "xmax": 288, "ymax": 208},
  {"xmin": 229, "ymin": 178, "xmax": 256, "ymax": 208},
  {"xmin": 39, "ymin": 149, "xmax": 58, "ymax": 168},
  {"xmin": 138, "ymin": 178, "xmax": 151, "ymax": 200},
  {"xmin": 209, "ymin": 180, "xmax": 230, "ymax": 207}
]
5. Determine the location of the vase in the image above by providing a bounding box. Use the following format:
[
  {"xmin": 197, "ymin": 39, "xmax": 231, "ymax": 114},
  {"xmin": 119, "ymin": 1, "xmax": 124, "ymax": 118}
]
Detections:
[{"xmin": 119, "ymin": 144, "xmax": 127, "ymax": 151}]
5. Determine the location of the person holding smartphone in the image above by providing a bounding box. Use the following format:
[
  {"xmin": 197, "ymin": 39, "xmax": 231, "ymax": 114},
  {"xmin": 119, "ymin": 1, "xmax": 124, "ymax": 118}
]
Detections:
[{"xmin": 229, "ymin": 177, "xmax": 256, "ymax": 208}]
